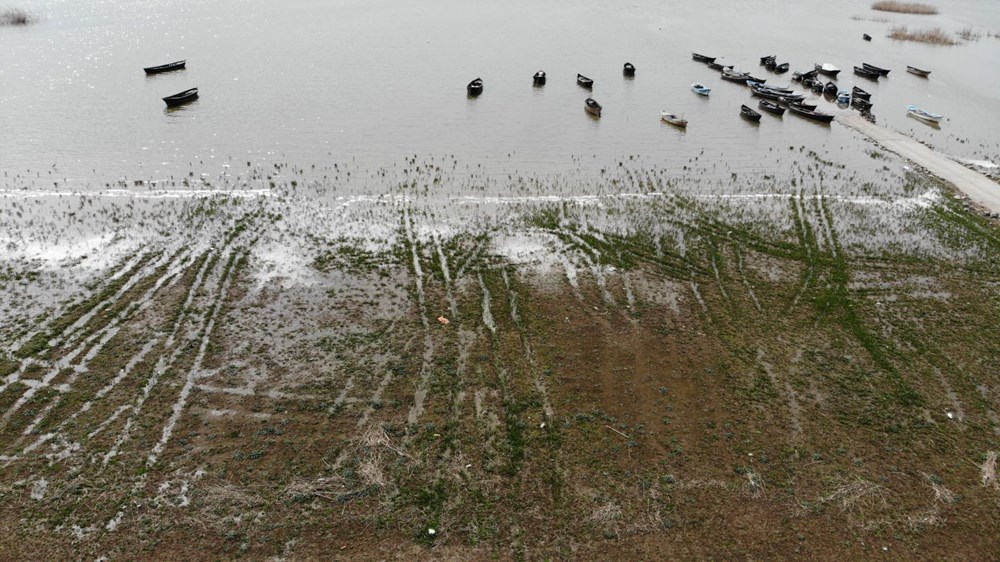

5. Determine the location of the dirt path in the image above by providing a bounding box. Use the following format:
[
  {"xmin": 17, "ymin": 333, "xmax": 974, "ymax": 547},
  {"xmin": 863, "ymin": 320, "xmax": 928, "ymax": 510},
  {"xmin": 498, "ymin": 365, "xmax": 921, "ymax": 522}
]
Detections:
[{"xmin": 838, "ymin": 114, "xmax": 1000, "ymax": 213}]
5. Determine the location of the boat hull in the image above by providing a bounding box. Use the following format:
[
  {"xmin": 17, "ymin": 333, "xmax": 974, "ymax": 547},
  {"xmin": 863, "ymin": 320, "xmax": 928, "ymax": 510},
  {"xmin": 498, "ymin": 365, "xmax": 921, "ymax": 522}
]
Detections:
[
  {"xmin": 144, "ymin": 60, "xmax": 186, "ymax": 74},
  {"xmin": 162, "ymin": 88, "xmax": 198, "ymax": 107},
  {"xmin": 906, "ymin": 66, "xmax": 931, "ymax": 77}
]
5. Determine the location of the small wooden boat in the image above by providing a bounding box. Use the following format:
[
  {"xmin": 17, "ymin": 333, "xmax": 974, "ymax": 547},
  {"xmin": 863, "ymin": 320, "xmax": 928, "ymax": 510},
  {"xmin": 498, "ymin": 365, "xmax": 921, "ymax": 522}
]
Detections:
[
  {"xmin": 802, "ymin": 77, "xmax": 818, "ymax": 89},
  {"xmin": 692, "ymin": 53, "xmax": 716, "ymax": 63},
  {"xmin": 691, "ymin": 82, "xmax": 711, "ymax": 96},
  {"xmin": 854, "ymin": 66, "xmax": 880, "ymax": 79},
  {"xmin": 863, "ymin": 33, "xmax": 872, "ymax": 41},
  {"xmin": 708, "ymin": 62, "xmax": 732, "ymax": 71},
  {"xmin": 837, "ymin": 90, "xmax": 851, "ymax": 104},
  {"xmin": 852, "ymin": 86, "xmax": 871, "ymax": 100},
  {"xmin": 623, "ymin": 62, "xmax": 636, "ymax": 76},
  {"xmin": 585, "ymin": 97, "xmax": 602, "ymax": 116},
  {"xmin": 811, "ymin": 81, "xmax": 824, "ymax": 93},
  {"xmin": 747, "ymin": 74, "xmax": 768, "ymax": 84},
  {"xmin": 758, "ymin": 100, "xmax": 786, "ymax": 115},
  {"xmin": 661, "ymin": 111, "xmax": 688, "ymax": 128},
  {"xmin": 784, "ymin": 98, "xmax": 817, "ymax": 111},
  {"xmin": 577, "ymin": 73, "xmax": 594, "ymax": 88},
  {"xmin": 852, "ymin": 97, "xmax": 873, "ymax": 111},
  {"xmin": 144, "ymin": 60, "xmax": 185, "ymax": 75},
  {"xmin": 533, "ymin": 71, "xmax": 546, "ymax": 86},
  {"xmin": 765, "ymin": 59, "xmax": 777, "ymax": 70},
  {"xmin": 760, "ymin": 55, "xmax": 776, "ymax": 65},
  {"xmin": 824, "ymin": 81, "xmax": 838, "ymax": 95},
  {"xmin": 467, "ymin": 77, "xmax": 484, "ymax": 96},
  {"xmin": 907, "ymin": 104, "xmax": 942, "ymax": 123},
  {"xmin": 775, "ymin": 62, "xmax": 790, "ymax": 74},
  {"xmin": 721, "ymin": 68, "xmax": 751, "ymax": 82},
  {"xmin": 788, "ymin": 104, "xmax": 834, "ymax": 123},
  {"xmin": 862, "ymin": 63, "xmax": 890, "ymax": 76},
  {"xmin": 815, "ymin": 63, "xmax": 841, "ymax": 77},
  {"xmin": 162, "ymin": 87, "xmax": 198, "ymax": 107},
  {"xmin": 906, "ymin": 65, "xmax": 931, "ymax": 77},
  {"xmin": 741, "ymin": 104, "xmax": 762, "ymax": 122}
]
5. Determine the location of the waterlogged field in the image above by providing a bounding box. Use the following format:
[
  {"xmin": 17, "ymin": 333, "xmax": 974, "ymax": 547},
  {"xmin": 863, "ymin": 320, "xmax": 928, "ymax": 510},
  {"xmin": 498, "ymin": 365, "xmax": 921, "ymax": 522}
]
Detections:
[{"xmin": 1, "ymin": 149, "xmax": 1000, "ymax": 560}]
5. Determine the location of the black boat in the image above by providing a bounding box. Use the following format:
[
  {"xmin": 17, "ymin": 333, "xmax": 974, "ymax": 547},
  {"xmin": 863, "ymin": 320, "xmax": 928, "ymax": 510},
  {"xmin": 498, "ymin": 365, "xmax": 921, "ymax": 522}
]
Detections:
[
  {"xmin": 751, "ymin": 85, "xmax": 803, "ymax": 101},
  {"xmin": 784, "ymin": 98, "xmax": 817, "ymax": 111},
  {"xmin": 863, "ymin": 33, "xmax": 872, "ymax": 41},
  {"xmin": 854, "ymin": 66, "xmax": 880, "ymax": 80},
  {"xmin": 815, "ymin": 63, "xmax": 841, "ymax": 77},
  {"xmin": 788, "ymin": 104, "xmax": 834, "ymax": 123},
  {"xmin": 851, "ymin": 97, "xmax": 873, "ymax": 111},
  {"xmin": 802, "ymin": 77, "xmax": 818, "ymax": 88},
  {"xmin": 811, "ymin": 80, "xmax": 824, "ymax": 93},
  {"xmin": 467, "ymin": 77, "xmax": 484, "ymax": 96},
  {"xmin": 144, "ymin": 60, "xmax": 185, "ymax": 75},
  {"xmin": 707, "ymin": 61, "xmax": 732, "ymax": 71},
  {"xmin": 533, "ymin": 70, "xmax": 546, "ymax": 86},
  {"xmin": 852, "ymin": 86, "xmax": 871, "ymax": 100},
  {"xmin": 747, "ymin": 74, "xmax": 768, "ymax": 84},
  {"xmin": 584, "ymin": 97, "xmax": 602, "ymax": 117},
  {"xmin": 162, "ymin": 87, "xmax": 198, "ymax": 107},
  {"xmin": 766, "ymin": 59, "xmax": 777, "ymax": 70},
  {"xmin": 775, "ymin": 62, "xmax": 790, "ymax": 74},
  {"xmin": 760, "ymin": 55, "xmax": 776, "ymax": 65},
  {"xmin": 692, "ymin": 53, "xmax": 716, "ymax": 63},
  {"xmin": 906, "ymin": 65, "xmax": 931, "ymax": 77},
  {"xmin": 758, "ymin": 100, "xmax": 786, "ymax": 115},
  {"xmin": 861, "ymin": 63, "xmax": 890, "ymax": 76},
  {"xmin": 720, "ymin": 68, "xmax": 750, "ymax": 83},
  {"xmin": 801, "ymin": 69, "xmax": 819, "ymax": 80},
  {"xmin": 824, "ymin": 81, "xmax": 838, "ymax": 95},
  {"xmin": 740, "ymin": 104, "xmax": 762, "ymax": 122},
  {"xmin": 577, "ymin": 73, "xmax": 594, "ymax": 88},
  {"xmin": 792, "ymin": 71, "xmax": 803, "ymax": 81},
  {"xmin": 623, "ymin": 62, "xmax": 635, "ymax": 76}
]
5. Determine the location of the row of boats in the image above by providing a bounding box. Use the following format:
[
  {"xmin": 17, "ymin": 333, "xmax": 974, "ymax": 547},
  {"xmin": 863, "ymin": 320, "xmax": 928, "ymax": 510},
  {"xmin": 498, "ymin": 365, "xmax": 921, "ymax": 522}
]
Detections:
[
  {"xmin": 468, "ymin": 63, "xmax": 638, "ymax": 96},
  {"xmin": 142, "ymin": 59, "xmax": 199, "ymax": 107}
]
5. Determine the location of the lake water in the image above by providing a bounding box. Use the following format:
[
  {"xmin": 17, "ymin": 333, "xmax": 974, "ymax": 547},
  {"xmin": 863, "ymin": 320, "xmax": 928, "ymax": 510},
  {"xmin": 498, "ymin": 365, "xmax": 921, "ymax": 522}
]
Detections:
[{"xmin": 2, "ymin": 0, "xmax": 1000, "ymax": 191}]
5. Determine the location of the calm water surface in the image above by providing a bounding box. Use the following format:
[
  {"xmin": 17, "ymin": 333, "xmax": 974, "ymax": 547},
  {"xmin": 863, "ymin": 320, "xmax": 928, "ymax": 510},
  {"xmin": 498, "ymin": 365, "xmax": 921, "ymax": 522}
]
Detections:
[{"xmin": 2, "ymin": 0, "xmax": 1000, "ymax": 190}]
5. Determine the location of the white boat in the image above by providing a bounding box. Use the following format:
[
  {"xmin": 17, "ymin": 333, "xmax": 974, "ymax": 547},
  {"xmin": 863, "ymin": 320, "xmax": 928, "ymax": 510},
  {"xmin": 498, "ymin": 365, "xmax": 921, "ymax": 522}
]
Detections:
[
  {"xmin": 907, "ymin": 104, "xmax": 942, "ymax": 123},
  {"xmin": 814, "ymin": 63, "xmax": 841, "ymax": 77},
  {"xmin": 691, "ymin": 82, "xmax": 711, "ymax": 96},
  {"xmin": 660, "ymin": 111, "xmax": 688, "ymax": 128}
]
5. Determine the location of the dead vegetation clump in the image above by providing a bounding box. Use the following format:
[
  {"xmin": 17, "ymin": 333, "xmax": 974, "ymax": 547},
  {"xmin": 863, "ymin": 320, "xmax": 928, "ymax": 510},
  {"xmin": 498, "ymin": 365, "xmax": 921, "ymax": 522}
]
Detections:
[
  {"xmin": 982, "ymin": 451, "xmax": 998, "ymax": 489},
  {"xmin": 872, "ymin": 1, "xmax": 938, "ymax": 14},
  {"xmin": 956, "ymin": 27, "xmax": 982, "ymax": 41},
  {"xmin": 889, "ymin": 25, "xmax": 959, "ymax": 45},
  {"xmin": 817, "ymin": 476, "xmax": 889, "ymax": 516},
  {"xmin": 0, "ymin": 8, "xmax": 33, "ymax": 25}
]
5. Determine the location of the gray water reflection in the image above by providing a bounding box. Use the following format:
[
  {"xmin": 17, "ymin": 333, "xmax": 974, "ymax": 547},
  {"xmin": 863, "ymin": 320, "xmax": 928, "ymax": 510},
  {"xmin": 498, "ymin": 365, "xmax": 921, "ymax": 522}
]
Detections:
[{"xmin": 2, "ymin": 0, "xmax": 999, "ymax": 188}]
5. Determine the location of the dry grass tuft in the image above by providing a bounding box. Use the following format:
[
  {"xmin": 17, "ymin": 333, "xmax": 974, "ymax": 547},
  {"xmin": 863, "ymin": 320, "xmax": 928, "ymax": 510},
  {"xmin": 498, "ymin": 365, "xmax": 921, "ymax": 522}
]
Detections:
[
  {"xmin": 818, "ymin": 476, "xmax": 889, "ymax": 515},
  {"xmin": 586, "ymin": 501, "xmax": 623, "ymax": 525},
  {"xmin": 956, "ymin": 27, "xmax": 982, "ymax": 41},
  {"xmin": 889, "ymin": 25, "xmax": 959, "ymax": 45},
  {"xmin": 743, "ymin": 469, "xmax": 766, "ymax": 498},
  {"xmin": 0, "ymin": 8, "xmax": 32, "ymax": 25},
  {"xmin": 982, "ymin": 451, "xmax": 998, "ymax": 488},
  {"xmin": 872, "ymin": 1, "xmax": 938, "ymax": 14}
]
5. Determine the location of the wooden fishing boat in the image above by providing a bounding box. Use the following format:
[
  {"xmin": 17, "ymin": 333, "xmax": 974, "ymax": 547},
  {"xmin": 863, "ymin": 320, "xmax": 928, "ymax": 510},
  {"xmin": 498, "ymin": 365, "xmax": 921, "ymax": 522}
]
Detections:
[
  {"xmin": 691, "ymin": 82, "xmax": 711, "ymax": 96},
  {"xmin": 692, "ymin": 53, "xmax": 716, "ymax": 63},
  {"xmin": 784, "ymin": 98, "xmax": 817, "ymax": 111},
  {"xmin": 661, "ymin": 111, "xmax": 688, "ymax": 128},
  {"xmin": 824, "ymin": 81, "xmax": 838, "ymax": 95},
  {"xmin": 815, "ymin": 63, "xmax": 841, "ymax": 77},
  {"xmin": 907, "ymin": 104, "xmax": 942, "ymax": 123},
  {"xmin": 852, "ymin": 97, "xmax": 873, "ymax": 111},
  {"xmin": 862, "ymin": 63, "xmax": 890, "ymax": 76},
  {"xmin": 854, "ymin": 66, "xmax": 880, "ymax": 80},
  {"xmin": 708, "ymin": 62, "xmax": 732, "ymax": 71},
  {"xmin": 906, "ymin": 65, "xmax": 931, "ymax": 77},
  {"xmin": 863, "ymin": 33, "xmax": 872, "ymax": 41},
  {"xmin": 467, "ymin": 77, "xmax": 484, "ymax": 96},
  {"xmin": 788, "ymin": 104, "xmax": 834, "ymax": 123},
  {"xmin": 760, "ymin": 55, "xmax": 776, "ymax": 65},
  {"xmin": 720, "ymin": 68, "xmax": 751, "ymax": 83},
  {"xmin": 577, "ymin": 73, "xmax": 594, "ymax": 88},
  {"xmin": 740, "ymin": 104, "xmax": 762, "ymax": 122},
  {"xmin": 750, "ymin": 83, "xmax": 803, "ymax": 101},
  {"xmin": 584, "ymin": 97, "xmax": 602, "ymax": 116},
  {"xmin": 533, "ymin": 70, "xmax": 546, "ymax": 86},
  {"xmin": 162, "ymin": 87, "xmax": 198, "ymax": 107},
  {"xmin": 852, "ymin": 86, "xmax": 871, "ymax": 100},
  {"xmin": 623, "ymin": 62, "xmax": 636, "ymax": 76},
  {"xmin": 144, "ymin": 60, "xmax": 185, "ymax": 75},
  {"xmin": 758, "ymin": 100, "xmax": 786, "ymax": 115},
  {"xmin": 811, "ymin": 81, "xmax": 824, "ymax": 93},
  {"xmin": 775, "ymin": 62, "xmax": 790, "ymax": 74}
]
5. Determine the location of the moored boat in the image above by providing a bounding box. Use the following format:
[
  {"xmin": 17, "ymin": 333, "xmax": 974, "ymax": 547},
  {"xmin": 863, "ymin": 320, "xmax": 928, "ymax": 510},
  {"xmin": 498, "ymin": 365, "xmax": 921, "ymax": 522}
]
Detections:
[
  {"xmin": 784, "ymin": 98, "xmax": 817, "ymax": 111},
  {"xmin": 759, "ymin": 55, "xmax": 776, "ymax": 65},
  {"xmin": 144, "ymin": 60, "xmax": 185, "ymax": 75},
  {"xmin": 692, "ymin": 53, "xmax": 716, "ymax": 63},
  {"xmin": 708, "ymin": 62, "xmax": 732, "ymax": 71},
  {"xmin": 824, "ymin": 81, "xmax": 838, "ymax": 95},
  {"xmin": 815, "ymin": 63, "xmax": 841, "ymax": 77},
  {"xmin": 533, "ymin": 70, "xmax": 546, "ymax": 86},
  {"xmin": 721, "ymin": 68, "xmax": 751, "ymax": 82},
  {"xmin": 862, "ymin": 63, "xmax": 890, "ymax": 76},
  {"xmin": 661, "ymin": 111, "xmax": 688, "ymax": 128},
  {"xmin": 811, "ymin": 81, "xmax": 824, "ymax": 93},
  {"xmin": 863, "ymin": 33, "xmax": 872, "ymax": 41},
  {"xmin": 852, "ymin": 97, "xmax": 873, "ymax": 111},
  {"xmin": 788, "ymin": 104, "xmax": 834, "ymax": 123},
  {"xmin": 623, "ymin": 62, "xmax": 636, "ymax": 76},
  {"xmin": 854, "ymin": 66, "xmax": 880, "ymax": 79},
  {"xmin": 775, "ymin": 62, "xmax": 790, "ymax": 74},
  {"xmin": 162, "ymin": 87, "xmax": 198, "ymax": 107},
  {"xmin": 577, "ymin": 73, "xmax": 594, "ymax": 88},
  {"xmin": 852, "ymin": 86, "xmax": 871, "ymax": 100},
  {"xmin": 691, "ymin": 82, "xmax": 711, "ymax": 96},
  {"xmin": 906, "ymin": 104, "xmax": 942, "ymax": 123},
  {"xmin": 758, "ymin": 100, "xmax": 786, "ymax": 115},
  {"xmin": 467, "ymin": 77, "xmax": 484, "ymax": 96},
  {"xmin": 585, "ymin": 97, "xmax": 602, "ymax": 116},
  {"xmin": 906, "ymin": 65, "xmax": 931, "ymax": 77},
  {"xmin": 740, "ymin": 104, "xmax": 762, "ymax": 122}
]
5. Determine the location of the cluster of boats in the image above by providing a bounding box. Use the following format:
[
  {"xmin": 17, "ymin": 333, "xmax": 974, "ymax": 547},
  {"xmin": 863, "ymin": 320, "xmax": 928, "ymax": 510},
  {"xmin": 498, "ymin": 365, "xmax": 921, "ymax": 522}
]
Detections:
[{"xmin": 143, "ymin": 59, "xmax": 198, "ymax": 107}]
